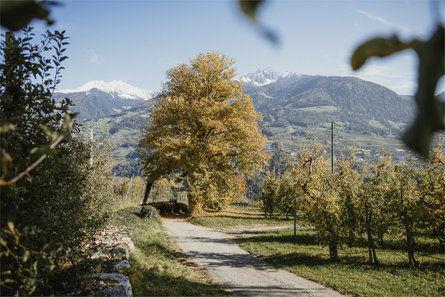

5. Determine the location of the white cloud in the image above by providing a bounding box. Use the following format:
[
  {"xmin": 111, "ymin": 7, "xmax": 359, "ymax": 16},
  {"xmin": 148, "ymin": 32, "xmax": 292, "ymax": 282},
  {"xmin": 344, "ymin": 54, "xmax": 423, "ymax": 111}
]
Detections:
[
  {"xmin": 391, "ymin": 81, "xmax": 417, "ymax": 95},
  {"xmin": 356, "ymin": 64, "xmax": 414, "ymax": 80},
  {"xmin": 357, "ymin": 10, "xmax": 412, "ymax": 34},
  {"xmin": 87, "ymin": 49, "xmax": 103, "ymax": 64},
  {"xmin": 338, "ymin": 62, "xmax": 417, "ymax": 94}
]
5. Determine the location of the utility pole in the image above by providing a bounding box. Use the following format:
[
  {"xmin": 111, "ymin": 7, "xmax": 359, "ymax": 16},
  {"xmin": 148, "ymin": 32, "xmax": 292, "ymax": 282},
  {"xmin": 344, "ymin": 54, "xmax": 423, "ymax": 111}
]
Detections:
[
  {"xmin": 331, "ymin": 122, "xmax": 334, "ymax": 174},
  {"xmin": 330, "ymin": 122, "xmax": 342, "ymax": 173}
]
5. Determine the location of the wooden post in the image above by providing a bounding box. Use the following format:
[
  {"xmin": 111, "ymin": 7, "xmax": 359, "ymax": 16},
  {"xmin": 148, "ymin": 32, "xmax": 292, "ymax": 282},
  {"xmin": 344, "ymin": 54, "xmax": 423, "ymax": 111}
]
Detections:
[
  {"xmin": 89, "ymin": 128, "xmax": 94, "ymax": 167},
  {"xmin": 125, "ymin": 177, "xmax": 133, "ymax": 200},
  {"xmin": 293, "ymin": 197, "xmax": 297, "ymax": 241}
]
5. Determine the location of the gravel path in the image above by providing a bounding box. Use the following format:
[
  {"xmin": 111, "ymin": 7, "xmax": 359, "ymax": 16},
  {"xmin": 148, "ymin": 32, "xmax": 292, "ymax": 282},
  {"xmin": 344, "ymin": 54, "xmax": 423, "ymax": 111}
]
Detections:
[{"xmin": 162, "ymin": 219, "xmax": 345, "ymax": 297}]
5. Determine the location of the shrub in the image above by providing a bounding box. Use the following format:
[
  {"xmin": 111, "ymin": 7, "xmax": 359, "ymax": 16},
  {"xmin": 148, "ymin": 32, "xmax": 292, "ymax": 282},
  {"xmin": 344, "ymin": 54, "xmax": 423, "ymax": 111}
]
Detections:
[{"xmin": 0, "ymin": 27, "xmax": 110, "ymax": 295}]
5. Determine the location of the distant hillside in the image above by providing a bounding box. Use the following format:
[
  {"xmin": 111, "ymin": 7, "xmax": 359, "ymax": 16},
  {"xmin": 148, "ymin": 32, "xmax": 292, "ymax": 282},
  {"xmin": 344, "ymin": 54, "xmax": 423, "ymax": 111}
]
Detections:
[
  {"xmin": 242, "ymin": 72, "xmax": 414, "ymax": 146},
  {"xmin": 84, "ymin": 98, "xmax": 156, "ymax": 176},
  {"xmin": 83, "ymin": 71, "xmax": 416, "ymax": 176}
]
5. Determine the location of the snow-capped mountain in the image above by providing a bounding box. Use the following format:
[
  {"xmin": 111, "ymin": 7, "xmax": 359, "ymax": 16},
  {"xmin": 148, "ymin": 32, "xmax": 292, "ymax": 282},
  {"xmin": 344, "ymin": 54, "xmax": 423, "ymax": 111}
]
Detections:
[
  {"xmin": 54, "ymin": 80, "xmax": 158, "ymax": 121},
  {"xmin": 240, "ymin": 69, "xmax": 302, "ymax": 86},
  {"xmin": 58, "ymin": 80, "xmax": 155, "ymax": 100}
]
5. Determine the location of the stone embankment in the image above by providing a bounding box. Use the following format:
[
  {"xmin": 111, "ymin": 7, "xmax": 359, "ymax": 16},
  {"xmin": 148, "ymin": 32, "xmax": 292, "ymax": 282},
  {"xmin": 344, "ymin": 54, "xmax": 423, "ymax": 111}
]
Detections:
[{"xmin": 70, "ymin": 226, "xmax": 135, "ymax": 297}]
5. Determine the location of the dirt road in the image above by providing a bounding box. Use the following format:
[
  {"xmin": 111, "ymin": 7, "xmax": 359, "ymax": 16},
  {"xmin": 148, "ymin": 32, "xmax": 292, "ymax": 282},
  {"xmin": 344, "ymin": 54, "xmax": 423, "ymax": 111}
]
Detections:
[{"xmin": 162, "ymin": 219, "xmax": 344, "ymax": 297}]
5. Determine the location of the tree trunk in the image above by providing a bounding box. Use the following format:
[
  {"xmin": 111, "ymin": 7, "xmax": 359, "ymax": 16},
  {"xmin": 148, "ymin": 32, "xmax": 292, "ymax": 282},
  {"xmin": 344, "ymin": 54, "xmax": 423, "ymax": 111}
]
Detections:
[
  {"xmin": 365, "ymin": 205, "xmax": 379, "ymax": 264},
  {"xmin": 142, "ymin": 182, "xmax": 152, "ymax": 205},
  {"xmin": 406, "ymin": 227, "xmax": 419, "ymax": 266},
  {"xmin": 403, "ymin": 207, "xmax": 419, "ymax": 267},
  {"xmin": 329, "ymin": 242, "xmax": 340, "ymax": 261}
]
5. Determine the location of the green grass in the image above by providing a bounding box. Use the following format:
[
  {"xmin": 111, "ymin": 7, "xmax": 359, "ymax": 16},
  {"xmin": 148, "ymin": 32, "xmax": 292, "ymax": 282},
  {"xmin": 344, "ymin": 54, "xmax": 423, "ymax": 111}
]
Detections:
[
  {"xmin": 188, "ymin": 206, "xmax": 299, "ymax": 229},
  {"xmin": 188, "ymin": 208, "xmax": 445, "ymax": 297},
  {"xmin": 237, "ymin": 229, "xmax": 444, "ymax": 297},
  {"xmin": 189, "ymin": 215, "xmax": 293, "ymax": 229},
  {"xmin": 110, "ymin": 206, "xmax": 231, "ymax": 296}
]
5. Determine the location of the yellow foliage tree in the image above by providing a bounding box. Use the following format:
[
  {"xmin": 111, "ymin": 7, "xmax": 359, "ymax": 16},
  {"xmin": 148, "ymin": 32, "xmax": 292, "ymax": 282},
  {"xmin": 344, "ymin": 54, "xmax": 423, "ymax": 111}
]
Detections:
[
  {"xmin": 420, "ymin": 139, "xmax": 445, "ymax": 248},
  {"xmin": 140, "ymin": 53, "xmax": 267, "ymax": 213},
  {"xmin": 292, "ymin": 143, "xmax": 345, "ymax": 261}
]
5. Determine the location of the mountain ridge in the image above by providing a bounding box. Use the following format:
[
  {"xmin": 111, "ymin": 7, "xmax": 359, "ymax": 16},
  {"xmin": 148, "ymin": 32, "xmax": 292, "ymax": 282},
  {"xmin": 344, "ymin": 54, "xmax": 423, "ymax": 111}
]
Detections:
[
  {"xmin": 81, "ymin": 73, "xmax": 415, "ymax": 176},
  {"xmin": 58, "ymin": 80, "xmax": 155, "ymax": 100},
  {"xmin": 240, "ymin": 69, "xmax": 305, "ymax": 86}
]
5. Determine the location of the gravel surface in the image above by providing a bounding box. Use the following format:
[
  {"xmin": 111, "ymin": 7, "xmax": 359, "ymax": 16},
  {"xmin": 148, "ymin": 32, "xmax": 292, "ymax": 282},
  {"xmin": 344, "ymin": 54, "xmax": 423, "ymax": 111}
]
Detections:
[{"xmin": 163, "ymin": 219, "xmax": 345, "ymax": 297}]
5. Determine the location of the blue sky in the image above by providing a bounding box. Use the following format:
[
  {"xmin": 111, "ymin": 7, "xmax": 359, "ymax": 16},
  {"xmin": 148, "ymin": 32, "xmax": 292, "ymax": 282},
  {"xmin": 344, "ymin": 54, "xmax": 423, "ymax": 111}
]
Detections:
[{"xmin": 24, "ymin": 0, "xmax": 445, "ymax": 95}]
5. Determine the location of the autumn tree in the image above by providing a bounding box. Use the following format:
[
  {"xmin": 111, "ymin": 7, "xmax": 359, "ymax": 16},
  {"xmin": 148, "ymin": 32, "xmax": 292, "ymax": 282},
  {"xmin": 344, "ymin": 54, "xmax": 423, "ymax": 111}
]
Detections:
[
  {"xmin": 356, "ymin": 153, "xmax": 394, "ymax": 264},
  {"xmin": 419, "ymin": 139, "xmax": 445, "ymax": 247},
  {"xmin": 259, "ymin": 172, "xmax": 280, "ymax": 218},
  {"xmin": 276, "ymin": 171, "xmax": 298, "ymax": 219},
  {"xmin": 292, "ymin": 143, "xmax": 345, "ymax": 261},
  {"xmin": 268, "ymin": 142, "xmax": 293, "ymax": 175},
  {"xmin": 387, "ymin": 159, "xmax": 423, "ymax": 266},
  {"xmin": 140, "ymin": 53, "xmax": 267, "ymax": 213},
  {"xmin": 335, "ymin": 150, "xmax": 361, "ymax": 247}
]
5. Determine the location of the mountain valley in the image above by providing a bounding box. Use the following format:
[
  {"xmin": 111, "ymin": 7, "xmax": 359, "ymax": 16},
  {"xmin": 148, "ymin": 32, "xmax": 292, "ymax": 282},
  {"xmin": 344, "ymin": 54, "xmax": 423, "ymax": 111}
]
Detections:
[{"xmin": 63, "ymin": 71, "xmax": 417, "ymax": 176}]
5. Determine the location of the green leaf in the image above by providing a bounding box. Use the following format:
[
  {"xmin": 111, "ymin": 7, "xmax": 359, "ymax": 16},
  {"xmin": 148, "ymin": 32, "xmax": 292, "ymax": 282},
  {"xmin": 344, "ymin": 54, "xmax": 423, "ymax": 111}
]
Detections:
[
  {"xmin": 23, "ymin": 250, "xmax": 30, "ymax": 263},
  {"xmin": 1, "ymin": 149, "xmax": 13, "ymax": 163},
  {"xmin": 0, "ymin": 270, "xmax": 11, "ymax": 275},
  {"xmin": 4, "ymin": 278, "xmax": 15, "ymax": 284},
  {"xmin": 40, "ymin": 124, "xmax": 59, "ymax": 142},
  {"xmin": 0, "ymin": 123, "xmax": 16, "ymax": 133},
  {"xmin": 350, "ymin": 35, "xmax": 419, "ymax": 70},
  {"xmin": 63, "ymin": 113, "xmax": 75, "ymax": 131},
  {"xmin": 351, "ymin": 26, "xmax": 444, "ymax": 157},
  {"xmin": 7, "ymin": 221, "xmax": 14, "ymax": 233},
  {"xmin": 32, "ymin": 144, "xmax": 53, "ymax": 156}
]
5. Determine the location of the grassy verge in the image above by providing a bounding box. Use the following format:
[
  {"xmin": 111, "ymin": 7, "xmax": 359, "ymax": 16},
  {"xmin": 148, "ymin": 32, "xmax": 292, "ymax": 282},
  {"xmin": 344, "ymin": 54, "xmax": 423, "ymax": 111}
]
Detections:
[
  {"xmin": 189, "ymin": 206, "xmax": 296, "ymax": 229},
  {"xmin": 189, "ymin": 216, "xmax": 293, "ymax": 229},
  {"xmin": 110, "ymin": 205, "xmax": 231, "ymax": 296},
  {"xmin": 189, "ymin": 207, "xmax": 445, "ymax": 297}
]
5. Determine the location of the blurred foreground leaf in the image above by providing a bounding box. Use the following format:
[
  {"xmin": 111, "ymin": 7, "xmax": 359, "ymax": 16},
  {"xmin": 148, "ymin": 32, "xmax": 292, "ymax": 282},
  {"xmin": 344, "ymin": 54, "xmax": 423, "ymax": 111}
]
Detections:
[
  {"xmin": 351, "ymin": 36, "xmax": 420, "ymax": 71},
  {"xmin": 239, "ymin": 0, "xmax": 263, "ymax": 22},
  {"xmin": 0, "ymin": 0, "xmax": 56, "ymax": 31},
  {"xmin": 403, "ymin": 26, "xmax": 445, "ymax": 157},
  {"xmin": 238, "ymin": 0, "xmax": 279, "ymax": 45},
  {"xmin": 351, "ymin": 26, "xmax": 445, "ymax": 157}
]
